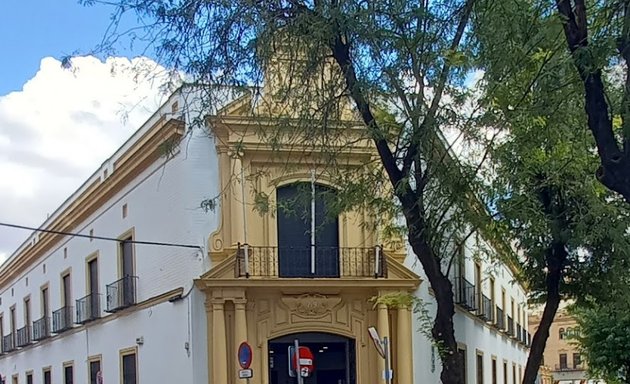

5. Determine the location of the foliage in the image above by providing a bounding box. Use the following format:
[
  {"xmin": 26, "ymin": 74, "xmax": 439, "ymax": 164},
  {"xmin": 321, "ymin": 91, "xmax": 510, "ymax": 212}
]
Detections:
[
  {"xmin": 473, "ymin": 1, "xmax": 630, "ymax": 382},
  {"xmin": 573, "ymin": 298, "xmax": 630, "ymax": 383}
]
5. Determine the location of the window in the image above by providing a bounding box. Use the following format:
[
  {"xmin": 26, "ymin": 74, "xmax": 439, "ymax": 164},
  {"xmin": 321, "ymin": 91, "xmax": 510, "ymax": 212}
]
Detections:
[
  {"xmin": 474, "ymin": 263, "xmax": 482, "ymax": 309},
  {"xmin": 573, "ymin": 353, "xmax": 581, "ymax": 368},
  {"xmin": 10, "ymin": 307, "xmax": 16, "ymax": 335},
  {"xmin": 121, "ymin": 349, "xmax": 138, "ymax": 384},
  {"xmin": 503, "ymin": 361, "xmax": 508, "ymax": 384},
  {"xmin": 43, "ymin": 368, "xmax": 51, "ymax": 384},
  {"xmin": 12, "ymin": 374, "xmax": 17, "ymax": 384},
  {"xmin": 88, "ymin": 257, "xmax": 99, "ymax": 318},
  {"xmin": 62, "ymin": 273, "xmax": 71, "ymax": 307},
  {"xmin": 559, "ymin": 353, "xmax": 568, "ymax": 369},
  {"xmin": 24, "ymin": 297, "xmax": 31, "ymax": 328},
  {"xmin": 26, "ymin": 372, "xmax": 32, "ymax": 384},
  {"xmin": 491, "ymin": 357, "xmax": 497, "ymax": 384},
  {"xmin": 490, "ymin": 278, "xmax": 496, "ymax": 308},
  {"xmin": 121, "ymin": 238, "xmax": 135, "ymax": 278},
  {"xmin": 458, "ymin": 347, "xmax": 467, "ymax": 384},
  {"xmin": 41, "ymin": 286, "xmax": 49, "ymax": 317},
  {"xmin": 512, "ymin": 363, "xmax": 516, "ymax": 384},
  {"xmin": 476, "ymin": 352, "xmax": 484, "ymax": 384},
  {"xmin": 559, "ymin": 327, "xmax": 565, "ymax": 340},
  {"xmin": 89, "ymin": 357, "xmax": 101, "ymax": 384},
  {"xmin": 0, "ymin": 314, "xmax": 3, "ymax": 352},
  {"xmin": 64, "ymin": 363, "xmax": 73, "ymax": 384}
]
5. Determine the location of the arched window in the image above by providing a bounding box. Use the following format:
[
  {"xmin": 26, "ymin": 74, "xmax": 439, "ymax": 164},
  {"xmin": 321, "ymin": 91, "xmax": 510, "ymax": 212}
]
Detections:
[{"xmin": 559, "ymin": 327, "xmax": 565, "ymax": 340}]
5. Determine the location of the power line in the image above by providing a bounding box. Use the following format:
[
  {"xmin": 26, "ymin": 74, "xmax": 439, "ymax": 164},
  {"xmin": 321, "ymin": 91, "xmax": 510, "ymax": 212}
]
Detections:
[{"xmin": 0, "ymin": 222, "xmax": 202, "ymax": 250}]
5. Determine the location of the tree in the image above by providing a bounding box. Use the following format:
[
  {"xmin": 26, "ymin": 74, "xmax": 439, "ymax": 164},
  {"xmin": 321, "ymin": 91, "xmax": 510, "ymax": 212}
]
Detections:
[
  {"xmin": 554, "ymin": 0, "xmax": 630, "ymax": 203},
  {"xmin": 574, "ymin": 302, "xmax": 630, "ymax": 383},
  {"xmin": 473, "ymin": 1, "xmax": 630, "ymax": 383},
  {"xmin": 79, "ymin": 0, "xmax": 495, "ymax": 382}
]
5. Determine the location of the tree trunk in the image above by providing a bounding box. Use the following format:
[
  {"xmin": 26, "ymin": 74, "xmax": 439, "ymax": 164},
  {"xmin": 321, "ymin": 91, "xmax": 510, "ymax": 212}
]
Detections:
[
  {"xmin": 522, "ymin": 247, "xmax": 566, "ymax": 384},
  {"xmin": 408, "ymin": 234, "xmax": 464, "ymax": 384}
]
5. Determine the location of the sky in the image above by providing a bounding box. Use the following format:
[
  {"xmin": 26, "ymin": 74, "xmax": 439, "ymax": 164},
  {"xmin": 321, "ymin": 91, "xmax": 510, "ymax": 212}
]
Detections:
[{"xmin": 0, "ymin": 2, "xmax": 168, "ymax": 262}]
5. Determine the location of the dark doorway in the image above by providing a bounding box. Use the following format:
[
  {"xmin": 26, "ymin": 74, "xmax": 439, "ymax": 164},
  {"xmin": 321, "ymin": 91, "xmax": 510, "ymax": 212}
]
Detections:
[
  {"xmin": 268, "ymin": 332, "xmax": 355, "ymax": 384},
  {"xmin": 276, "ymin": 183, "xmax": 340, "ymax": 277}
]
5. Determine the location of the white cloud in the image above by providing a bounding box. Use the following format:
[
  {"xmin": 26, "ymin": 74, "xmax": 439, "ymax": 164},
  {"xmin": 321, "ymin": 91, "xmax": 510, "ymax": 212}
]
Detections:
[{"xmin": 0, "ymin": 56, "xmax": 173, "ymax": 262}]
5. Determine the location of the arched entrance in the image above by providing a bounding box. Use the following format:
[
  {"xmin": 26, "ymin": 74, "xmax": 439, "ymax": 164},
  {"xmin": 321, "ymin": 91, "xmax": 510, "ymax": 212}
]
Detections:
[{"xmin": 268, "ymin": 332, "xmax": 356, "ymax": 384}]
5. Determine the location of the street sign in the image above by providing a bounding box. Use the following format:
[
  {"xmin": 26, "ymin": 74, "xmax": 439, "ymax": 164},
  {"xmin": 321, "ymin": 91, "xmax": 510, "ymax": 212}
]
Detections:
[
  {"xmin": 238, "ymin": 342, "xmax": 253, "ymax": 369},
  {"xmin": 238, "ymin": 369, "xmax": 253, "ymax": 379},
  {"xmin": 368, "ymin": 326, "xmax": 385, "ymax": 358},
  {"xmin": 288, "ymin": 346, "xmax": 315, "ymax": 377}
]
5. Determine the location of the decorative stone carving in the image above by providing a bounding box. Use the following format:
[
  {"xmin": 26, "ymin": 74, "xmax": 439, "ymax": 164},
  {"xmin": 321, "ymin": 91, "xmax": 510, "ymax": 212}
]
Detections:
[{"xmin": 281, "ymin": 294, "xmax": 342, "ymax": 317}]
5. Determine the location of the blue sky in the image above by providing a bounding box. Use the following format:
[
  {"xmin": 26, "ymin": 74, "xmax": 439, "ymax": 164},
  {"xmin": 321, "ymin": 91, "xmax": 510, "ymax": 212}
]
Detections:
[
  {"xmin": 0, "ymin": 2, "xmax": 170, "ymax": 260},
  {"xmin": 0, "ymin": 1, "xmax": 145, "ymax": 94}
]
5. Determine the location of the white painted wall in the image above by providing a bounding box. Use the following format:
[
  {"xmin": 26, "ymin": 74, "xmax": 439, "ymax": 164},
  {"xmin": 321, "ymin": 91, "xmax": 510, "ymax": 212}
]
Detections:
[
  {"xmin": 0, "ymin": 91, "xmax": 220, "ymax": 384},
  {"xmin": 405, "ymin": 236, "xmax": 530, "ymax": 384}
]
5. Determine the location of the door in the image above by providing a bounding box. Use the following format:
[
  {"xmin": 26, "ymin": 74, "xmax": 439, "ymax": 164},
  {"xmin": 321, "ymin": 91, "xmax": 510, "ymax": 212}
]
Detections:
[
  {"xmin": 62, "ymin": 274, "xmax": 72, "ymax": 327},
  {"xmin": 121, "ymin": 239, "xmax": 135, "ymax": 305},
  {"xmin": 268, "ymin": 332, "xmax": 355, "ymax": 384},
  {"xmin": 88, "ymin": 259, "xmax": 99, "ymax": 317},
  {"xmin": 276, "ymin": 183, "xmax": 339, "ymax": 277}
]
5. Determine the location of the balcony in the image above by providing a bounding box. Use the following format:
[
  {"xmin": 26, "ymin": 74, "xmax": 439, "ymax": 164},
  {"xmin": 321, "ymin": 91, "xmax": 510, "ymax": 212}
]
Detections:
[
  {"xmin": 76, "ymin": 293, "xmax": 101, "ymax": 324},
  {"xmin": 32, "ymin": 317, "xmax": 50, "ymax": 341},
  {"xmin": 495, "ymin": 306, "xmax": 505, "ymax": 330},
  {"xmin": 506, "ymin": 316, "xmax": 514, "ymax": 336},
  {"xmin": 106, "ymin": 276, "xmax": 138, "ymax": 312},
  {"xmin": 52, "ymin": 306, "xmax": 73, "ymax": 333},
  {"xmin": 453, "ymin": 276, "xmax": 477, "ymax": 311},
  {"xmin": 235, "ymin": 245, "xmax": 387, "ymax": 278},
  {"xmin": 16, "ymin": 326, "xmax": 31, "ymax": 347},
  {"xmin": 554, "ymin": 364, "xmax": 584, "ymax": 372},
  {"xmin": 2, "ymin": 333, "xmax": 15, "ymax": 353},
  {"xmin": 477, "ymin": 294, "xmax": 494, "ymax": 322}
]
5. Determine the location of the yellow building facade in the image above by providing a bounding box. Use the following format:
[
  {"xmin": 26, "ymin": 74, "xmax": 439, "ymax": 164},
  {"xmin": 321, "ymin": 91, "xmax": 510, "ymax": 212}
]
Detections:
[{"xmin": 195, "ymin": 93, "xmax": 421, "ymax": 384}]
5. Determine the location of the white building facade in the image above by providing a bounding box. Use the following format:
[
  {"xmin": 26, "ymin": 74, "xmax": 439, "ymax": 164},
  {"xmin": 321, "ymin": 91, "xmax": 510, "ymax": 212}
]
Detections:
[
  {"xmin": 0, "ymin": 87, "xmax": 529, "ymax": 384},
  {"xmin": 0, "ymin": 92, "xmax": 216, "ymax": 384}
]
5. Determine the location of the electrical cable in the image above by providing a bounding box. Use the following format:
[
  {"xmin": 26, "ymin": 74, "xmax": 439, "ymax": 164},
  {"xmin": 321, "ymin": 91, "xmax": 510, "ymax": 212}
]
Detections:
[{"xmin": 0, "ymin": 221, "xmax": 202, "ymax": 250}]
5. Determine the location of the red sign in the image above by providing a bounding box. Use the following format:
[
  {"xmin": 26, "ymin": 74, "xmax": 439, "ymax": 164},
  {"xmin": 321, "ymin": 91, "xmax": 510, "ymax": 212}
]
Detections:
[
  {"xmin": 238, "ymin": 342, "xmax": 253, "ymax": 369},
  {"xmin": 292, "ymin": 346, "xmax": 315, "ymax": 377}
]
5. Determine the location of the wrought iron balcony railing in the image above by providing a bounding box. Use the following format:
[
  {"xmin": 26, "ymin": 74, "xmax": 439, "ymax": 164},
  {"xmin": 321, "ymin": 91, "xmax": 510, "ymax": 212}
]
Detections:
[
  {"xmin": 32, "ymin": 316, "xmax": 50, "ymax": 341},
  {"xmin": 16, "ymin": 326, "xmax": 31, "ymax": 347},
  {"xmin": 453, "ymin": 276, "xmax": 477, "ymax": 311},
  {"xmin": 554, "ymin": 364, "xmax": 584, "ymax": 372},
  {"xmin": 106, "ymin": 276, "xmax": 138, "ymax": 312},
  {"xmin": 495, "ymin": 306, "xmax": 505, "ymax": 330},
  {"xmin": 52, "ymin": 306, "xmax": 73, "ymax": 333},
  {"xmin": 2, "ymin": 333, "xmax": 15, "ymax": 353},
  {"xmin": 235, "ymin": 245, "xmax": 387, "ymax": 278},
  {"xmin": 506, "ymin": 316, "xmax": 514, "ymax": 336},
  {"xmin": 478, "ymin": 294, "xmax": 494, "ymax": 323},
  {"xmin": 76, "ymin": 293, "xmax": 100, "ymax": 324}
]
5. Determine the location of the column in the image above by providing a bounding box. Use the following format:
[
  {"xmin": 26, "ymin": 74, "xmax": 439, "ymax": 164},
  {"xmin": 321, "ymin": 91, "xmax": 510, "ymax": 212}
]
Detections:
[
  {"xmin": 397, "ymin": 305, "xmax": 413, "ymax": 384},
  {"xmin": 234, "ymin": 299, "xmax": 248, "ymax": 377},
  {"xmin": 231, "ymin": 157, "xmax": 246, "ymax": 245},
  {"xmin": 205, "ymin": 300, "xmax": 213, "ymax": 384},
  {"xmin": 212, "ymin": 299, "xmax": 228, "ymax": 384},
  {"xmin": 377, "ymin": 302, "xmax": 390, "ymax": 384}
]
